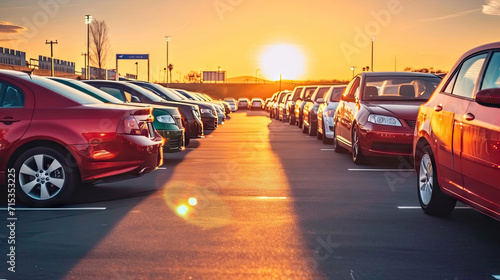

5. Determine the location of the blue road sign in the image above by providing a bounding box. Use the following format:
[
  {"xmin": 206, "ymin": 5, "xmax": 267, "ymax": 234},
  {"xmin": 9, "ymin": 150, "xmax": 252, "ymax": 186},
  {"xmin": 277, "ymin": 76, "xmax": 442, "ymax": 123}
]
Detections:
[{"xmin": 116, "ymin": 54, "xmax": 149, "ymax": 60}]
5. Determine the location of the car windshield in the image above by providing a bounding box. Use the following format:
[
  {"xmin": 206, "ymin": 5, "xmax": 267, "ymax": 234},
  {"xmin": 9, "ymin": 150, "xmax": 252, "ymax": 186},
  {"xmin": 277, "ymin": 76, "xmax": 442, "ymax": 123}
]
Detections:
[
  {"xmin": 363, "ymin": 75, "xmax": 441, "ymax": 101},
  {"xmin": 330, "ymin": 87, "xmax": 346, "ymax": 102},
  {"xmin": 303, "ymin": 87, "xmax": 317, "ymax": 100},
  {"xmin": 28, "ymin": 76, "xmax": 104, "ymax": 105},
  {"xmin": 313, "ymin": 87, "xmax": 330, "ymax": 101}
]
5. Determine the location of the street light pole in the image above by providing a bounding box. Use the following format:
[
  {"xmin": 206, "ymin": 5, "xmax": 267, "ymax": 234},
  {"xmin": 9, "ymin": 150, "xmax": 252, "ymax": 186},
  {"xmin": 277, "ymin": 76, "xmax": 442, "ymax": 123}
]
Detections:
[
  {"xmin": 81, "ymin": 52, "xmax": 87, "ymax": 79},
  {"xmin": 45, "ymin": 40, "xmax": 58, "ymax": 77},
  {"xmin": 371, "ymin": 36, "xmax": 375, "ymax": 72},
  {"xmin": 135, "ymin": 62, "xmax": 138, "ymax": 80},
  {"xmin": 279, "ymin": 73, "xmax": 282, "ymax": 91},
  {"xmin": 165, "ymin": 36, "xmax": 170, "ymax": 86},
  {"xmin": 85, "ymin": 15, "xmax": 92, "ymax": 80},
  {"xmin": 350, "ymin": 66, "xmax": 357, "ymax": 78}
]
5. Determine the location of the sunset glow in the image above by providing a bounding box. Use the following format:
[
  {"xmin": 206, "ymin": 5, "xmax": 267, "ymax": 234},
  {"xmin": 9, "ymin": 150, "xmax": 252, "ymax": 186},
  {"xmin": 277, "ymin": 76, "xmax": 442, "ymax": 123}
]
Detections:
[
  {"xmin": 260, "ymin": 44, "xmax": 305, "ymax": 81},
  {"xmin": 1, "ymin": 1, "xmax": 500, "ymax": 80}
]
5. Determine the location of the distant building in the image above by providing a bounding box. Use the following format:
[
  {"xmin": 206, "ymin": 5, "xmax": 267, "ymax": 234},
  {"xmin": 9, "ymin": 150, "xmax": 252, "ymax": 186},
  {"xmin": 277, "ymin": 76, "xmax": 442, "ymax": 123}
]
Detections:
[
  {"xmin": 82, "ymin": 66, "xmax": 116, "ymax": 80},
  {"xmin": 0, "ymin": 47, "xmax": 26, "ymax": 66},
  {"xmin": 125, "ymin": 73, "xmax": 137, "ymax": 80},
  {"xmin": 39, "ymin": 55, "xmax": 75, "ymax": 74}
]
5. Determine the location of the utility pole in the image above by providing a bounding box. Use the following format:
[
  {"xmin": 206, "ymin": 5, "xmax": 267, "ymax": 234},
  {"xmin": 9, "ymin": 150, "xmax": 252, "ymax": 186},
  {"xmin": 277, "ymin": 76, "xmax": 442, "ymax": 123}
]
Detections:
[{"xmin": 46, "ymin": 40, "xmax": 58, "ymax": 77}]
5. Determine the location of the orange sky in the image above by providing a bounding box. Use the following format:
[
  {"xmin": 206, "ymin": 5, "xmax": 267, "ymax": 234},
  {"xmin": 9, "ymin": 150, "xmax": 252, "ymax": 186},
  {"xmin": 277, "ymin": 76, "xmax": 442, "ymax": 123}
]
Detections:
[{"xmin": 1, "ymin": 0, "xmax": 500, "ymax": 81}]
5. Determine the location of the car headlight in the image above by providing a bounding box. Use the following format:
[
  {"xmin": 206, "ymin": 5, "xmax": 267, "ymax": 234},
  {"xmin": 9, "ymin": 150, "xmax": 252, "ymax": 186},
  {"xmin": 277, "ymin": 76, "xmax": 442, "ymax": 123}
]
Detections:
[
  {"xmin": 156, "ymin": 115, "xmax": 175, "ymax": 124},
  {"xmin": 367, "ymin": 114, "xmax": 402, "ymax": 126}
]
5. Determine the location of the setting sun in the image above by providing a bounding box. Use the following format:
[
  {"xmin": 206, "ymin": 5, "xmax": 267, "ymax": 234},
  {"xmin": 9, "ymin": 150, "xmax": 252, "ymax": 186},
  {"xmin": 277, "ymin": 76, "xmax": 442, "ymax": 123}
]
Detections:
[{"xmin": 260, "ymin": 44, "xmax": 305, "ymax": 81}]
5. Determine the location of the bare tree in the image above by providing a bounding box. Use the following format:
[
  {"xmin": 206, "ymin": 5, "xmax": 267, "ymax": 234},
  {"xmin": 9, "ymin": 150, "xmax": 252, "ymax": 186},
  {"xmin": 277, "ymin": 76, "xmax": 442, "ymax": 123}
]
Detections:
[{"xmin": 90, "ymin": 19, "xmax": 110, "ymax": 79}]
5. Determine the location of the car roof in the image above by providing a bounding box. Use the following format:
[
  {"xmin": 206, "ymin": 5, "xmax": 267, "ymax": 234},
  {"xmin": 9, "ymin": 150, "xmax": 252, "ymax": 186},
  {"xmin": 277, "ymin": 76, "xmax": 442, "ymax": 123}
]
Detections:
[
  {"xmin": 361, "ymin": 72, "xmax": 440, "ymax": 78},
  {"xmin": 0, "ymin": 69, "xmax": 33, "ymax": 78}
]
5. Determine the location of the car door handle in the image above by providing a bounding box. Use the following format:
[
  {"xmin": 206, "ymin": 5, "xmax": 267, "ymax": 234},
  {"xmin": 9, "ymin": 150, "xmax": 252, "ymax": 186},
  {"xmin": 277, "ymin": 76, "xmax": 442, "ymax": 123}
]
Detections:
[
  {"xmin": 434, "ymin": 105, "xmax": 443, "ymax": 112},
  {"xmin": 0, "ymin": 117, "xmax": 21, "ymax": 125},
  {"xmin": 464, "ymin": 113, "xmax": 475, "ymax": 121}
]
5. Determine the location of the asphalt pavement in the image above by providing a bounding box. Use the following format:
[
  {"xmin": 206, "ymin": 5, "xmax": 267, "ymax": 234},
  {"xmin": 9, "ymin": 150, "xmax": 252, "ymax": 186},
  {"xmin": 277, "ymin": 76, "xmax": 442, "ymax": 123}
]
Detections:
[{"xmin": 1, "ymin": 110, "xmax": 500, "ymax": 280}]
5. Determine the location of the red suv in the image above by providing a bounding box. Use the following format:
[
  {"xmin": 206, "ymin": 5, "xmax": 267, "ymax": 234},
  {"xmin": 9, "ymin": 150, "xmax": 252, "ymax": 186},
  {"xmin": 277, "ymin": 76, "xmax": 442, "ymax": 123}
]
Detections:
[
  {"xmin": 0, "ymin": 70, "xmax": 163, "ymax": 206},
  {"xmin": 414, "ymin": 42, "xmax": 500, "ymax": 220}
]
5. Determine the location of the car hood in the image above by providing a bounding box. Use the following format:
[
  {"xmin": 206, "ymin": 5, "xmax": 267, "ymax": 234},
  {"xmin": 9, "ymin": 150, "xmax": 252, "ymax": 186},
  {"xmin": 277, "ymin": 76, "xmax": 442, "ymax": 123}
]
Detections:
[{"xmin": 363, "ymin": 101, "xmax": 424, "ymax": 120}]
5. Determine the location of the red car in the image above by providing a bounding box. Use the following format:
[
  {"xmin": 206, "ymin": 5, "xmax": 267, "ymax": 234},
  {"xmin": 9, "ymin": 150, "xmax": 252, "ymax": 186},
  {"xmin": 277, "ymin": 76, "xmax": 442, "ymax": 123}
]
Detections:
[
  {"xmin": 333, "ymin": 72, "xmax": 441, "ymax": 164},
  {"xmin": 0, "ymin": 70, "xmax": 163, "ymax": 206},
  {"xmin": 414, "ymin": 42, "xmax": 500, "ymax": 220}
]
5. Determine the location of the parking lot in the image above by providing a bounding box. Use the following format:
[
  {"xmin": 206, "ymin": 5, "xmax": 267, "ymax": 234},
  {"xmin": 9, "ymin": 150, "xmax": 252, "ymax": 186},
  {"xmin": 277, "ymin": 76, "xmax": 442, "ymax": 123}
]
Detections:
[{"xmin": 1, "ymin": 110, "xmax": 500, "ymax": 280}]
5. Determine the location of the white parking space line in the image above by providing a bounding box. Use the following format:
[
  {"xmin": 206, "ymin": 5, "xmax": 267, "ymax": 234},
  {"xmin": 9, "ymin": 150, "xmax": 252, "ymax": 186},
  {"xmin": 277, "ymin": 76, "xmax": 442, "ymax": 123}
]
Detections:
[
  {"xmin": 397, "ymin": 206, "xmax": 472, "ymax": 210},
  {"xmin": 321, "ymin": 149, "xmax": 335, "ymax": 151},
  {"xmin": 348, "ymin": 168, "xmax": 414, "ymax": 172},
  {"xmin": 0, "ymin": 207, "xmax": 107, "ymax": 211},
  {"xmin": 158, "ymin": 167, "xmax": 167, "ymax": 170}
]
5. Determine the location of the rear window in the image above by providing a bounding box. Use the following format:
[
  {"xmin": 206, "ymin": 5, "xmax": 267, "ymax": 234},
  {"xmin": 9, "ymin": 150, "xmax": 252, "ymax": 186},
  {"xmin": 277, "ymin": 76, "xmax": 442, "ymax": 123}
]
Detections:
[{"xmin": 29, "ymin": 76, "xmax": 103, "ymax": 104}]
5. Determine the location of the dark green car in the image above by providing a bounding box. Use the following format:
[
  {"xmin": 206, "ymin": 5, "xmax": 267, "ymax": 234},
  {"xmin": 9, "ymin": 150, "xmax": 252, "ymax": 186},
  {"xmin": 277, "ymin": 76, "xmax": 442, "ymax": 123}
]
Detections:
[{"xmin": 49, "ymin": 77, "xmax": 185, "ymax": 153}]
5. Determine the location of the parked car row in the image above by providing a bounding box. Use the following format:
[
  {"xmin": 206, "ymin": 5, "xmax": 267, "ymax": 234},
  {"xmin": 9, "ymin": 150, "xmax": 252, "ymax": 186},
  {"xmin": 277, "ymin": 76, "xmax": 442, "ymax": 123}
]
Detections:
[
  {"xmin": 0, "ymin": 70, "xmax": 231, "ymax": 206},
  {"xmin": 266, "ymin": 42, "xmax": 500, "ymax": 222}
]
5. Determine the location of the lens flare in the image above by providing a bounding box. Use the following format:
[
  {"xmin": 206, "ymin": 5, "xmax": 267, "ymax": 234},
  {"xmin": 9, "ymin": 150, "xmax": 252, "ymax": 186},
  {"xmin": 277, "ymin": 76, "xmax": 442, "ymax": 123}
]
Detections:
[
  {"xmin": 188, "ymin": 197, "xmax": 197, "ymax": 206},
  {"xmin": 177, "ymin": 204, "xmax": 188, "ymax": 216}
]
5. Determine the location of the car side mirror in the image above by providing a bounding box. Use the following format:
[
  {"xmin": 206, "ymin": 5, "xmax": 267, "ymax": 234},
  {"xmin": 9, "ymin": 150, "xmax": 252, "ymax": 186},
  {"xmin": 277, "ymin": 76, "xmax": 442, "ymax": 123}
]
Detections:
[
  {"xmin": 476, "ymin": 88, "xmax": 500, "ymax": 107},
  {"xmin": 131, "ymin": 96, "xmax": 141, "ymax": 103}
]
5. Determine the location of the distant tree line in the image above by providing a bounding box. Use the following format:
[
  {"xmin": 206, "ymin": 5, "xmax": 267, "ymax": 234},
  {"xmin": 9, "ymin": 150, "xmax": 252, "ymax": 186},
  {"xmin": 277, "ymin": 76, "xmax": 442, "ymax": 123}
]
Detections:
[{"xmin": 403, "ymin": 67, "xmax": 447, "ymax": 74}]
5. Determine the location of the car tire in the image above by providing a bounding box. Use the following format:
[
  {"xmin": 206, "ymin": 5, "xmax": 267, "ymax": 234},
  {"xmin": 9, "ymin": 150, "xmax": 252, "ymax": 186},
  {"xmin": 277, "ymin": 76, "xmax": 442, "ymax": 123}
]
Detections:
[
  {"xmin": 417, "ymin": 145, "xmax": 457, "ymax": 216},
  {"xmin": 351, "ymin": 124, "xmax": 366, "ymax": 164},
  {"xmin": 302, "ymin": 121, "xmax": 308, "ymax": 133},
  {"xmin": 13, "ymin": 147, "xmax": 78, "ymax": 207}
]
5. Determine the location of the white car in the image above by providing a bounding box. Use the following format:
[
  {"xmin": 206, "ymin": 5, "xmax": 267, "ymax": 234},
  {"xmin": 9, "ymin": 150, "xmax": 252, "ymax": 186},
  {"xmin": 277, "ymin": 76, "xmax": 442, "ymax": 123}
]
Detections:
[
  {"xmin": 250, "ymin": 98, "xmax": 264, "ymax": 110},
  {"xmin": 224, "ymin": 98, "xmax": 238, "ymax": 112},
  {"xmin": 317, "ymin": 85, "xmax": 347, "ymax": 144}
]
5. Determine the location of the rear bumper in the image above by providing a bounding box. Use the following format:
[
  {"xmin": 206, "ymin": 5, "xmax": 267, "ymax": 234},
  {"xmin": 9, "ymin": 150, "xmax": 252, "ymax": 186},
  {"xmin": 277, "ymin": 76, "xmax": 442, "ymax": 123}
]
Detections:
[
  {"xmin": 157, "ymin": 129, "xmax": 185, "ymax": 153},
  {"xmin": 71, "ymin": 134, "xmax": 163, "ymax": 183}
]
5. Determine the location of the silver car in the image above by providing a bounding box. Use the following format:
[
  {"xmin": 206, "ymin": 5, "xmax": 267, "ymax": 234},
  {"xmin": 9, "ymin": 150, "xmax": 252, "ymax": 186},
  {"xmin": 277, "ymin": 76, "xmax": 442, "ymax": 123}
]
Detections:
[
  {"xmin": 317, "ymin": 85, "xmax": 346, "ymax": 144},
  {"xmin": 224, "ymin": 98, "xmax": 238, "ymax": 112}
]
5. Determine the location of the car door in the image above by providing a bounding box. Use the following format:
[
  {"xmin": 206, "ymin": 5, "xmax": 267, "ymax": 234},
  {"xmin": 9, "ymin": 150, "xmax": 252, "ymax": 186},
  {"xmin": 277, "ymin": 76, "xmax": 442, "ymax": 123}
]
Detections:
[
  {"xmin": 337, "ymin": 77, "xmax": 360, "ymax": 145},
  {"xmin": 431, "ymin": 52, "xmax": 487, "ymax": 194},
  {"xmin": 0, "ymin": 78, "xmax": 34, "ymax": 166},
  {"xmin": 460, "ymin": 51, "xmax": 500, "ymax": 211}
]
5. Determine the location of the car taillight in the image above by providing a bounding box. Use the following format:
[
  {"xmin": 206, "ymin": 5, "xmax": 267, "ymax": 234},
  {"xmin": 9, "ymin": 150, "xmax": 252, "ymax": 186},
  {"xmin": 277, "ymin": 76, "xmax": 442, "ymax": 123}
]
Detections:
[
  {"xmin": 118, "ymin": 115, "xmax": 152, "ymax": 137},
  {"xmin": 122, "ymin": 116, "xmax": 142, "ymax": 135}
]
